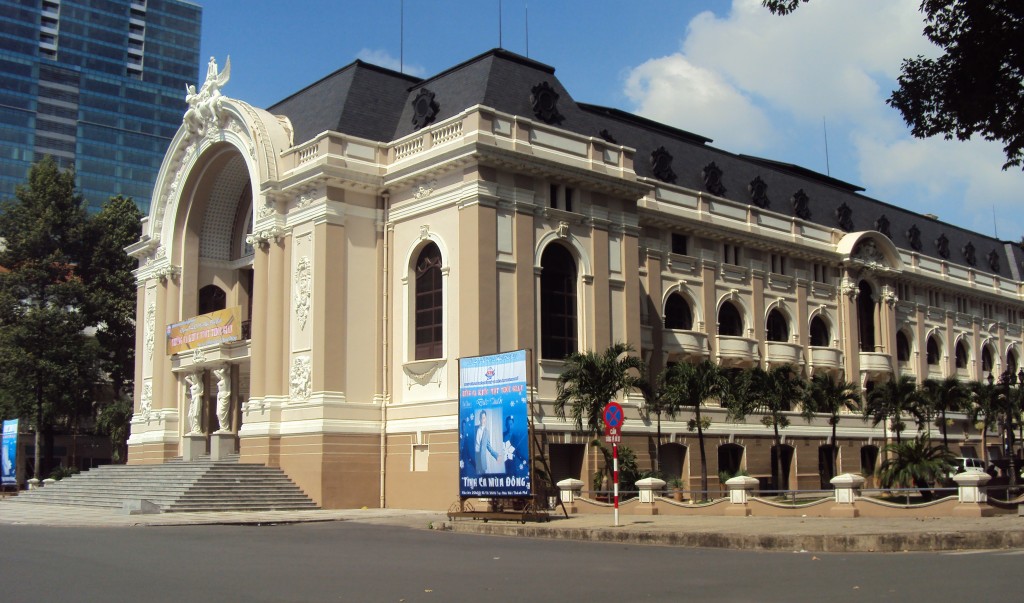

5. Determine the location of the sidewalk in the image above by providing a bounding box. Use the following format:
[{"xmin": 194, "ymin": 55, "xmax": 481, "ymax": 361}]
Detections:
[{"xmin": 2, "ymin": 499, "xmax": 1023, "ymax": 553}]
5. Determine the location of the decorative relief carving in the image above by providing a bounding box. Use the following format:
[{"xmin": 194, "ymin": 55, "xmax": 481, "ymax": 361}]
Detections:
[
  {"xmin": 418, "ymin": 225, "xmax": 430, "ymax": 240},
  {"xmin": 183, "ymin": 56, "xmax": 231, "ymax": 137},
  {"xmin": 140, "ymin": 382, "xmax": 153, "ymax": 422},
  {"xmin": 882, "ymin": 284, "xmax": 898, "ymax": 307},
  {"xmin": 290, "ymin": 356, "xmax": 312, "ymax": 401},
  {"xmin": 840, "ymin": 277, "xmax": 858, "ymax": 299},
  {"xmin": 906, "ymin": 224, "xmax": 923, "ymax": 251},
  {"xmin": 791, "ymin": 189, "xmax": 811, "ymax": 220},
  {"xmin": 935, "ymin": 233, "xmax": 950, "ymax": 259},
  {"xmin": 245, "ymin": 226, "xmax": 285, "ymax": 249},
  {"xmin": 530, "ymin": 81, "xmax": 563, "ymax": 124},
  {"xmin": 294, "ymin": 256, "xmax": 311, "ymax": 331},
  {"xmin": 962, "ymin": 241, "xmax": 977, "ymax": 266},
  {"xmin": 413, "ymin": 180, "xmax": 437, "ymax": 199},
  {"xmin": 748, "ymin": 176, "xmax": 770, "ymax": 209},
  {"xmin": 853, "ymin": 239, "xmax": 886, "ymax": 268},
  {"xmin": 145, "ymin": 302, "xmax": 156, "ymax": 360},
  {"xmin": 650, "ymin": 147, "xmax": 676, "ymax": 183},
  {"xmin": 257, "ymin": 199, "xmax": 276, "ymax": 219},
  {"xmin": 192, "ymin": 347, "xmax": 207, "ymax": 365},
  {"xmin": 556, "ymin": 221, "xmax": 570, "ymax": 239},
  {"xmin": 295, "ymin": 190, "xmax": 316, "ymax": 208},
  {"xmin": 701, "ymin": 162, "xmax": 726, "ymax": 196},
  {"xmin": 835, "ymin": 202, "xmax": 854, "ymax": 232},
  {"xmin": 411, "ymin": 88, "xmax": 440, "ymax": 129},
  {"xmin": 153, "ymin": 264, "xmax": 181, "ymax": 282}
]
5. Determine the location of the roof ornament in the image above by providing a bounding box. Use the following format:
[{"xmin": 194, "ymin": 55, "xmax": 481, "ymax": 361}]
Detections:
[
  {"xmin": 791, "ymin": 189, "xmax": 811, "ymax": 220},
  {"xmin": 962, "ymin": 241, "xmax": 977, "ymax": 266},
  {"xmin": 530, "ymin": 82, "xmax": 564, "ymax": 124},
  {"xmin": 650, "ymin": 147, "xmax": 676, "ymax": 183},
  {"xmin": 905, "ymin": 224, "xmax": 923, "ymax": 251},
  {"xmin": 748, "ymin": 176, "xmax": 770, "ymax": 209},
  {"xmin": 184, "ymin": 56, "xmax": 231, "ymax": 136},
  {"xmin": 701, "ymin": 162, "xmax": 726, "ymax": 196},
  {"xmin": 935, "ymin": 233, "xmax": 951, "ymax": 259},
  {"xmin": 411, "ymin": 88, "xmax": 440, "ymax": 130},
  {"xmin": 874, "ymin": 214, "xmax": 891, "ymax": 239},
  {"xmin": 987, "ymin": 249, "xmax": 1000, "ymax": 273},
  {"xmin": 835, "ymin": 202, "xmax": 854, "ymax": 232}
]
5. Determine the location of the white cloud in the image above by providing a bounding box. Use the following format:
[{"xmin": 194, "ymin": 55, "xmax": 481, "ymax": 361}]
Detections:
[
  {"xmin": 355, "ymin": 48, "xmax": 426, "ymax": 77},
  {"xmin": 624, "ymin": 54, "xmax": 775, "ymax": 150},
  {"xmin": 620, "ymin": 0, "xmax": 1024, "ymax": 239}
]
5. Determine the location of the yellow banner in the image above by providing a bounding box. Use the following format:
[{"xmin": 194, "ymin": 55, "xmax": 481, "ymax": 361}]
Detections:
[{"xmin": 166, "ymin": 306, "xmax": 242, "ymax": 355}]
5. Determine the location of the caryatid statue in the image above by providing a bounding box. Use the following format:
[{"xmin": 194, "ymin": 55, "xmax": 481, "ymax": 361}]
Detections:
[
  {"xmin": 185, "ymin": 372, "xmax": 204, "ymax": 435},
  {"xmin": 214, "ymin": 366, "xmax": 231, "ymax": 433}
]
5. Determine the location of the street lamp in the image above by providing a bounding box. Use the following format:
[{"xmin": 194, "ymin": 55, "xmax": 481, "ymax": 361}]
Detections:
[{"xmin": 1001, "ymin": 370, "xmax": 1018, "ymax": 492}]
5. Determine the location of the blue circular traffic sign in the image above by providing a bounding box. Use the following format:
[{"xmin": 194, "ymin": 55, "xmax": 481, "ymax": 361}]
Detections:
[{"xmin": 603, "ymin": 401, "xmax": 624, "ymax": 429}]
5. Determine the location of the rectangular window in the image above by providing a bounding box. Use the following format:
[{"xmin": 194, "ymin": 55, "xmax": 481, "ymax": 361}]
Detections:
[
  {"xmin": 671, "ymin": 233, "xmax": 688, "ymax": 256},
  {"xmin": 770, "ymin": 254, "xmax": 787, "ymax": 275},
  {"xmin": 723, "ymin": 244, "xmax": 741, "ymax": 266},
  {"xmin": 812, "ymin": 263, "xmax": 829, "ymax": 283}
]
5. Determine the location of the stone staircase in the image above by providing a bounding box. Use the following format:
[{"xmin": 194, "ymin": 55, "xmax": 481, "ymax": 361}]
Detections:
[{"xmin": 5, "ymin": 457, "xmax": 319, "ymax": 513}]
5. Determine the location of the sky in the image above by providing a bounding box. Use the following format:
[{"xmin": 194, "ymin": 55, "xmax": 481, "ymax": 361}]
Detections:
[{"xmin": 196, "ymin": 0, "xmax": 1024, "ymax": 242}]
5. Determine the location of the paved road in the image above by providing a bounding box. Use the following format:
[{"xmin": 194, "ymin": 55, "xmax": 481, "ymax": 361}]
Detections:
[{"xmin": 0, "ymin": 521, "xmax": 1020, "ymax": 602}]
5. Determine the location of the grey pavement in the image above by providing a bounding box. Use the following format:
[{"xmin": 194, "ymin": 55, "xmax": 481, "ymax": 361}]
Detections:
[{"xmin": 3, "ymin": 498, "xmax": 1024, "ymax": 553}]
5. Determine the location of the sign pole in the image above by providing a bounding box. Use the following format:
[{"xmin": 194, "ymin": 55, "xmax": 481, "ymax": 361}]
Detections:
[{"xmin": 612, "ymin": 441, "xmax": 619, "ymax": 527}]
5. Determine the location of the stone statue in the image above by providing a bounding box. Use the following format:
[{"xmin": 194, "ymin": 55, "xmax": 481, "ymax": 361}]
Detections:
[
  {"xmin": 183, "ymin": 56, "xmax": 231, "ymax": 134},
  {"xmin": 185, "ymin": 372, "xmax": 204, "ymax": 434},
  {"xmin": 214, "ymin": 366, "xmax": 231, "ymax": 433}
]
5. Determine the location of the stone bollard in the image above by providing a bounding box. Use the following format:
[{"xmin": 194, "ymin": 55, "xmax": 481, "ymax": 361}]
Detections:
[
  {"xmin": 634, "ymin": 477, "xmax": 666, "ymax": 516},
  {"xmin": 27, "ymin": 478, "xmax": 40, "ymax": 490},
  {"xmin": 724, "ymin": 475, "xmax": 759, "ymax": 516},
  {"xmin": 952, "ymin": 471, "xmax": 994, "ymax": 517},
  {"xmin": 556, "ymin": 478, "xmax": 585, "ymax": 514},
  {"xmin": 829, "ymin": 473, "xmax": 865, "ymax": 517}
]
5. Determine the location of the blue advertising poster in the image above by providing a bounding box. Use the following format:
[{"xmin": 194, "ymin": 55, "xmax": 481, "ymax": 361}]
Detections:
[
  {"xmin": 459, "ymin": 350, "xmax": 530, "ymax": 497},
  {"xmin": 2, "ymin": 419, "xmax": 17, "ymax": 486}
]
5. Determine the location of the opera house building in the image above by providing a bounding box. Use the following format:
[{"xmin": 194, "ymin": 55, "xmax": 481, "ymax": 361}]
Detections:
[{"xmin": 127, "ymin": 50, "xmax": 1024, "ymax": 509}]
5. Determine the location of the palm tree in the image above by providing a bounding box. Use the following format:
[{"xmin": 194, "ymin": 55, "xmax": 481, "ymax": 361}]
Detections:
[
  {"xmin": 865, "ymin": 375, "xmax": 923, "ymax": 445},
  {"xmin": 554, "ymin": 342, "xmax": 645, "ymax": 436},
  {"xmin": 802, "ymin": 373, "xmax": 861, "ymax": 478},
  {"xmin": 877, "ymin": 435, "xmax": 954, "ymax": 501},
  {"xmin": 918, "ymin": 377, "xmax": 968, "ymax": 451},
  {"xmin": 731, "ymin": 364, "xmax": 805, "ymax": 491},
  {"xmin": 637, "ymin": 374, "xmax": 679, "ymax": 475},
  {"xmin": 966, "ymin": 380, "xmax": 999, "ymax": 467},
  {"xmin": 658, "ymin": 359, "xmax": 729, "ymax": 498}
]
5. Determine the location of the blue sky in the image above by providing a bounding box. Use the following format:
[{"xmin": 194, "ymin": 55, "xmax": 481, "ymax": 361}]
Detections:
[{"xmin": 197, "ymin": 0, "xmax": 1024, "ymax": 241}]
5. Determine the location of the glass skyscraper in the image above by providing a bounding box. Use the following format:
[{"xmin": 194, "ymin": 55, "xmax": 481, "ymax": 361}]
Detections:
[{"xmin": 0, "ymin": 0, "xmax": 201, "ymax": 214}]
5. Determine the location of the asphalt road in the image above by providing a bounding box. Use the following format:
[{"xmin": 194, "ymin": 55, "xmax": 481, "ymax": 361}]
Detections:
[{"xmin": 0, "ymin": 521, "xmax": 1019, "ymax": 602}]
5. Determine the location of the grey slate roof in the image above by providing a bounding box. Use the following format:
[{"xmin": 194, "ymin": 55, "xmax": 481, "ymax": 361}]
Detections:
[{"xmin": 266, "ymin": 48, "xmax": 1021, "ymax": 281}]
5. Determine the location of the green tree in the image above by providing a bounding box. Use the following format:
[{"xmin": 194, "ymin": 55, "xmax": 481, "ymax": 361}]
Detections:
[
  {"xmin": 658, "ymin": 360, "xmax": 730, "ymax": 498},
  {"xmin": 802, "ymin": 373, "xmax": 861, "ymax": 478},
  {"xmin": 764, "ymin": 0, "xmax": 1024, "ymax": 171},
  {"xmin": 918, "ymin": 377, "xmax": 968, "ymax": 451},
  {"xmin": 966, "ymin": 379, "xmax": 999, "ymax": 467},
  {"xmin": 554, "ymin": 342, "xmax": 644, "ymax": 436},
  {"xmin": 865, "ymin": 375, "xmax": 923, "ymax": 445},
  {"xmin": 877, "ymin": 435, "xmax": 954, "ymax": 501},
  {"xmin": 730, "ymin": 365, "xmax": 806, "ymax": 490},
  {"xmin": 81, "ymin": 195, "xmax": 142, "ymax": 399},
  {"xmin": 0, "ymin": 157, "xmax": 97, "ymax": 480},
  {"xmin": 96, "ymin": 397, "xmax": 132, "ymax": 463}
]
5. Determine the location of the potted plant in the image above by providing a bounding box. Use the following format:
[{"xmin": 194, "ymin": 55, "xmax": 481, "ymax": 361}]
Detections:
[{"xmin": 668, "ymin": 477, "xmax": 685, "ymax": 502}]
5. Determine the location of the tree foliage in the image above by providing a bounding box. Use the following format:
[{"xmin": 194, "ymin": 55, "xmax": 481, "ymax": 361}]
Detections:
[
  {"xmin": 765, "ymin": 0, "xmax": 1024, "ymax": 171},
  {"xmin": 802, "ymin": 373, "xmax": 861, "ymax": 447},
  {"xmin": 877, "ymin": 435, "xmax": 954, "ymax": 499},
  {"xmin": 554, "ymin": 343, "xmax": 645, "ymax": 436},
  {"xmin": 0, "ymin": 158, "xmax": 140, "ymax": 477},
  {"xmin": 865, "ymin": 375, "xmax": 923, "ymax": 444}
]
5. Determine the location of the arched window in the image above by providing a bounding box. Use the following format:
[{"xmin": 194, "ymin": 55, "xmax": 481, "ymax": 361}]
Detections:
[
  {"xmin": 896, "ymin": 331, "xmax": 911, "ymax": 362},
  {"xmin": 955, "ymin": 340, "xmax": 968, "ymax": 369},
  {"xmin": 926, "ymin": 336, "xmax": 941, "ymax": 365},
  {"xmin": 718, "ymin": 301, "xmax": 743, "ymax": 337},
  {"xmin": 198, "ymin": 284, "xmax": 226, "ymax": 315},
  {"xmin": 810, "ymin": 316, "xmax": 830, "ymax": 347},
  {"xmin": 717, "ymin": 443, "xmax": 744, "ymax": 479},
  {"xmin": 414, "ymin": 243, "xmax": 443, "ymax": 360},
  {"xmin": 540, "ymin": 244, "xmax": 577, "ymax": 360},
  {"xmin": 766, "ymin": 309, "xmax": 788, "ymax": 342},
  {"xmin": 982, "ymin": 346, "xmax": 994, "ymax": 373},
  {"xmin": 664, "ymin": 293, "xmax": 693, "ymax": 330},
  {"xmin": 1008, "ymin": 350, "xmax": 1019, "ymax": 376},
  {"xmin": 857, "ymin": 281, "xmax": 875, "ymax": 352}
]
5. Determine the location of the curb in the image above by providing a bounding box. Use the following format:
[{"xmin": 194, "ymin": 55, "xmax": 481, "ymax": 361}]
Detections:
[{"xmin": 448, "ymin": 521, "xmax": 1024, "ymax": 553}]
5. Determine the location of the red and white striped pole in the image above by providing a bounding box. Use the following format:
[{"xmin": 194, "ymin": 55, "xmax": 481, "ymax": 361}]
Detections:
[{"xmin": 613, "ymin": 441, "xmax": 619, "ymax": 527}]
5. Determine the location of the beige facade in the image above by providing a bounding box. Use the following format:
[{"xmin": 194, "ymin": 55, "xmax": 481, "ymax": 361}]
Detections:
[{"xmin": 127, "ymin": 52, "xmax": 1024, "ymax": 509}]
